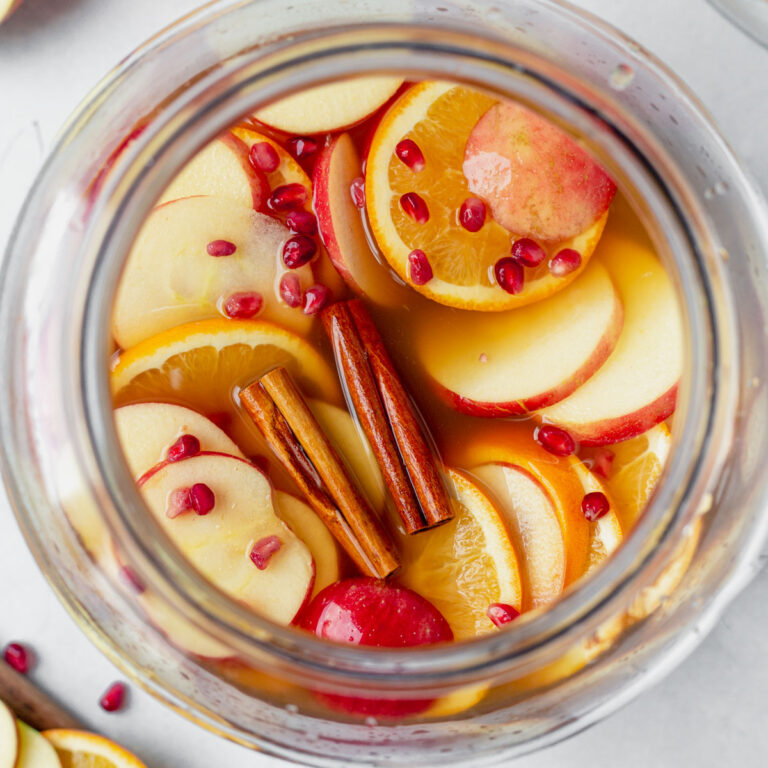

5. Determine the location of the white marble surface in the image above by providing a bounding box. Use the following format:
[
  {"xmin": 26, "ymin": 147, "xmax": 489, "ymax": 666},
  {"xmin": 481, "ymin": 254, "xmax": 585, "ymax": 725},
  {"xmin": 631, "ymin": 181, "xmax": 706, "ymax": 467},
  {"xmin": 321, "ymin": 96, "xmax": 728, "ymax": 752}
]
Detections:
[{"xmin": 1, "ymin": 0, "xmax": 767, "ymax": 765}]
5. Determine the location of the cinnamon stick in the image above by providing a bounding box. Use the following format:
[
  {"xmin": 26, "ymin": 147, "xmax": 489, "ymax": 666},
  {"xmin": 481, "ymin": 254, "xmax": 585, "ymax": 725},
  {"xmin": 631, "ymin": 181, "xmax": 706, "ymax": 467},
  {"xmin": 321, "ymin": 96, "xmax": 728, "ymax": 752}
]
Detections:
[
  {"xmin": 347, "ymin": 299, "xmax": 453, "ymax": 528},
  {"xmin": 239, "ymin": 375, "xmax": 399, "ymax": 579},
  {"xmin": 321, "ymin": 302, "xmax": 425, "ymax": 534}
]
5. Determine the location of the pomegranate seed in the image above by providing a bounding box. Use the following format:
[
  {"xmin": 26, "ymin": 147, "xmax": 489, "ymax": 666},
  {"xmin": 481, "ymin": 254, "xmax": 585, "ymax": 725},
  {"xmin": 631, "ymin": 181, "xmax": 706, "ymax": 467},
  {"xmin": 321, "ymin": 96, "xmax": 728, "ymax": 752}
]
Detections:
[
  {"xmin": 268, "ymin": 183, "xmax": 308, "ymax": 212},
  {"xmin": 408, "ymin": 249, "xmax": 433, "ymax": 285},
  {"xmin": 303, "ymin": 284, "xmax": 331, "ymax": 316},
  {"xmin": 459, "ymin": 197, "xmax": 486, "ymax": 232},
  {"xmin": 279, "ymin": 273, "xmax": 303, "ymax": 308},
  {"xmin": 592, "ymin": 448, "xmax": 615, "ymax": 479},
  {"xmin": 250, "ymin": 535, "xmax": 283, "ymax": 570},
  {"xmin": 167, "ymin": 487, "xmax": 192, "ymax": 518},
  {"xmin": 582, "ymin": 491, "xmax": 611, "ymax": 522},
  {"xmin": 350, "ymin": 176, "xmax": 365, "ymax": 208},
  {"xmin": 119, "ymin": 565, "xmax": 146, "ymax": 594},
  {"xmin": 400, "ymin": 192, "xmax": 429, "ymax": 223},
  {"xmin": 100, "ymin": 682, "xmax": 127, "ymax": 712},
  {"xmin": 549, "ymin": 248, "xmax": 582, "ymax": 277},
  {"xmin": 486, "ymin": 603, "xmax": 521, "ymax": 628},
  {"xmin": 167, "ymin": 434, "xmax": 201, "ymax": 462},
  {"xmin": 223, "ymin": 291, "xmax": 263, "ymax": 319},
  {"xmin": 206, "ymin": 239, "xmax": 237, "ymax": 257},
  {"xmin": 287, "ymin": 136, "xmax": 318, "ymax": 158},
  {"xmin": 511, "ymin": 238, "xmax": 546, "ymax": 268},
  {"xmin": 395, "ymin": 138, "xmax": 425, "ymax": 172},
  {"xmin": 249, "ymin": 141, "xmax": 280, "ymax": 173},
  {"xmin": 283, "ymin": 235, "xmax": 317, "ymax": 268},
  {"xmin": 190, "ymin": 483, "xmax": 215, "ymax": 515},
  {"xmin": 250, "ymin": 455, "xmax": 270, "ymax": 473},
  {"xmin": 494, "ymin": 257, "xmax": 524, "ymax": 294},
  {"xmin": 286, "ymin": 209, "xmax": 317, "ymax": 236},
  {"xmin": 535, "ymin": 424, "xmax": 577, "ymax": 456},
  {"xmin": 207, "ymin": 411, "xmax": 231, "ymax": 432},
  {"xmin": 3, "ymin": 643, "xmax": 31, "ymax": 674}
]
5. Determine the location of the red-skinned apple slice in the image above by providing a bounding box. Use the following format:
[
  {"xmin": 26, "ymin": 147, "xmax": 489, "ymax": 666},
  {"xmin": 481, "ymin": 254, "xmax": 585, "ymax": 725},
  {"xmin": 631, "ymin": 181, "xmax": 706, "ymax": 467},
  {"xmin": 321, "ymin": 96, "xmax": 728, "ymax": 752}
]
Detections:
[
  {"xmin": 539, "ymin": 232, "xmax": 683, "ymax": 444},
  {"xmin": 158, "ymin": 133, "xmax": 268, "ymax": 209},
  {"xmin": 139, "ymin": 452, "xmax": 314, "ymax": 625},
  {"xmin": 471, "ymin": 462, "xmax": 566, "ymax": 610},
  {"xmin": 15, "ymin": 722, "xmax": 60, "ymax": 768},
  {"xmin": 419, "ymin": 259, "xmax": 623, "ymax": 416},
  {"xmin": 0, "ymin": 701, "xmax": 18, "ymax": 768},
  {"xmin": 254, "ymin": 76, "xmax": 405, "ymax": 134},
  {"xmin": 115, "ymin": 402, "xmax": 244, "ymax": 478},
  {"xmin": 464, "ymin": 100, "xmax": 616, "ymax": 243},
  {"xmin": 113, "ymin": 195, "xmax": 314, "ymax": 349},
  {"xmin": 314, "ymin": 133, "xmax": 409, "ymax": 306}
]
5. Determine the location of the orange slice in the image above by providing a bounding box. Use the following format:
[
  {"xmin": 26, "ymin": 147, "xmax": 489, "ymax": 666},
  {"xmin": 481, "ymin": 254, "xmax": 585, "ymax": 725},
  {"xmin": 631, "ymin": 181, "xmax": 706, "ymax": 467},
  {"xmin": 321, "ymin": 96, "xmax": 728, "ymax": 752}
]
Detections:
[
  {"xmin": 111, "ymin": 319, "xmax": 340, "ymax": 464},
  {"xmin": 366, "ymin": 81, "xmax": 607, "ymax": 310},
  {"xmin": 42, "ymin": 729, "xmax": 147, "ymax": 768},
  {"xmin": 396, "ymin": 468, "xmax": 522, "ymax": 640}
]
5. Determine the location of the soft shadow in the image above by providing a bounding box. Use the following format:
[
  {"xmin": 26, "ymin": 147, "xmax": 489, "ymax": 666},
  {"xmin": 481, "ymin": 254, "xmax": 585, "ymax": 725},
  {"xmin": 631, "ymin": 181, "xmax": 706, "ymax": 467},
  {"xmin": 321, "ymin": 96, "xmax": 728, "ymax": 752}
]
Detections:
[{"xmin": 0, "ymin": 0, "xmax": 98, "ymax": 41}]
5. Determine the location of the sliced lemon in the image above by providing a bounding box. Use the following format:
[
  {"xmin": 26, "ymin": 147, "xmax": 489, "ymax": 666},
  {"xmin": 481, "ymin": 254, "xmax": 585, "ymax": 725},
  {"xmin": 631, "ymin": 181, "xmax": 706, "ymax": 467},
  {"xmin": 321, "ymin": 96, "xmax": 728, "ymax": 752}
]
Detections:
[{"xmin": 42, "ymin": 729, "xmax": 147, "ymax": 768}]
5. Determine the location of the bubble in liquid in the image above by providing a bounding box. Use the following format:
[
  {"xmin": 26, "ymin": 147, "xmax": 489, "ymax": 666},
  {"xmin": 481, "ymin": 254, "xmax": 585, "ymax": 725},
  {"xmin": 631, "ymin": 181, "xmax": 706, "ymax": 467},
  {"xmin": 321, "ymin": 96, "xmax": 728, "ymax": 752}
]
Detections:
[
  {"xmin": 365, "ymin": 716, "xmax": 378, "ymax": 727},
  {"xmin": 714, "ymin": 180, "xmax": 729, "ymax": 195},
  {"xmin": 285, "ymin": 703, "xmax": 299, "ymax": 714},
  {"xmin": 609, "ymin": 63, "xmax": 635, "ymax": 90}
]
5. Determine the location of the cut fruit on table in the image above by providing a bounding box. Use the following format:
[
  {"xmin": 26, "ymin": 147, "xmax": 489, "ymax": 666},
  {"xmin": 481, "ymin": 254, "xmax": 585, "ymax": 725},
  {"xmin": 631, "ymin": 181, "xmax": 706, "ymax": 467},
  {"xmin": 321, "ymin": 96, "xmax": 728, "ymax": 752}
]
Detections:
[
  {"xmin": 139, "ymin": 452, "xmax": 315, "ymax": 624},
  {"xmin": 112, "ymin": 195, "xmax": 315, "ymax": 349},
  {"xmin": 418, "ymin": 258, "xmax": 623, "ymax": 416},
  {"xmin": 253, "ymin": 76, "xmax": 405, "ymax": 133},
  {"xmin": 366, "ymin": 81, "xmax": 613, "ymax": 310},
  {"xmin": 0, "ymin": 700, "xmax": 18, "ymax": 768},
  {"xmin": 539, "ymin": 232, "xmax": 683, "ymax": 445},
  {"xmin": 15, "ymin": 722, "xmax": 60, "ymax": 768},
  {"xmin": 43, "ymin": 729, "xmax": 147, "ymax": 768}
]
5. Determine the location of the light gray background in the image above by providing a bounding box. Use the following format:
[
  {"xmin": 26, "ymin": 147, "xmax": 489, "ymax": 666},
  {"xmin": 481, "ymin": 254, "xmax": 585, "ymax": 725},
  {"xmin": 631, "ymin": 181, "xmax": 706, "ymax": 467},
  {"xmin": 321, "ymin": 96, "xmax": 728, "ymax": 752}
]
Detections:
[{"xmin": 1, "ymin": 0, "xmax": 766, "ymax": 765}]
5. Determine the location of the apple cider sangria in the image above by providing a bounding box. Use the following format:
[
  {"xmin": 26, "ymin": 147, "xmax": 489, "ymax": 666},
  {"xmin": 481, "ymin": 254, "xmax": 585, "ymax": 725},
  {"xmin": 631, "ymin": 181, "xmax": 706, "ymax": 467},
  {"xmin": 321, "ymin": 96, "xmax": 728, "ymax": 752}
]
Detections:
[{"xmin": 108, "ymin": 76, "xmax": 683, "ymax": 708}]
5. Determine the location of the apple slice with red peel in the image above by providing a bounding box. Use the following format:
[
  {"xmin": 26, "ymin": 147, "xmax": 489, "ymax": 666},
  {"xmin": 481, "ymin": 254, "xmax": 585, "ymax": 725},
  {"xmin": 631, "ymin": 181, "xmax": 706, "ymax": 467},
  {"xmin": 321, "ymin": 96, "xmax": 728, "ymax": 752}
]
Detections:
[
  {"xmin": 539, "ymin": 232, "xmax": 683, "ymax": 444},
  {"xmin": 0, "ymin": 701, "xmax": 18, "ymax": 768},
  {"xmin": 113, "ymin": 195, "xmax": 314, "ymax": 349},
  {"xmin": 275, "ymin": 492, "xmax": 340, "ymax": 596},
  {"xmin": 115, "ymin": 402, "xmax": 244, "ymax": 478},
  {"xmin": 314, "ymin": 133, "xmax": 409, "ymax": 306},
  {"xmin": 471, "ymin": 463, "xmax": 566, "ymax": 610},
  {"xmin": 464, "ymin": 99, "xmax": 616, "ymax": 243},
  {"xmin": 419, "ymin": 259, "xmax": 623, "ymax": 416},
  {"xmin": 158, "ymin": 133, "xmax": 268, "ymax": 209},
  {"xmin": 139, "ymin": 453, "xmax": 314, "ymax": 624},
  {"xmin": 254, "ymin": 76, "xmax": 405, "ymax": 134},
  {"xmin": 15, "ymin": 722, "xmax": 60, "ymax": 768}
]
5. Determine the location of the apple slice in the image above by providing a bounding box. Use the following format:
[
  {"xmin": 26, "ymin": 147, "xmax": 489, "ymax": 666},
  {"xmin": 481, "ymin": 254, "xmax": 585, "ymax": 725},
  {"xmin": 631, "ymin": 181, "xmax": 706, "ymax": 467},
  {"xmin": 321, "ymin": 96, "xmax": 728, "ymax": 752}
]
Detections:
[
  {"xmin": 113, "ymin": 195, "xmax": 314, "ymax": 349},
  {"xmin": 115, "ymin": 403, "xmax": 244, "ymax": 478},
  {"xmin": 314, "ymin": 133, "xmax": 409, "ymax": 306},
  {"xmin": 464, "ymin": 99, "xmax": 616, "ymax": 243},
  {"xmin": 419, "ymin": 259, "xmax": 623, "ymax": 416},
  {"xmin": 0, "ymin": 701, "xmax": 18, "ymax": 768},
  {"xmin": 275, "ymin": 492, "xmax": 340, "ymax": 596},
  {"xmin": 254, "ymin": 76, "xmax": 404, "ymax": 134},
  {"xmin": 139, "ymin": 453, "xmax": 314, "ymax": 624},
  {"xmin": 471, "ymin": 462, "xmax": 565, "ymax": 609},
  {"xmin": 158, "ymin": 133, "xmax": 267, "ymax": 209},
  {"xmin": 16, "ymin": 722, "xmax": 61, "ymax": 768},
  {"xmin": 539, "ymin": 232, "xmax": 683, "ymax": 444}
]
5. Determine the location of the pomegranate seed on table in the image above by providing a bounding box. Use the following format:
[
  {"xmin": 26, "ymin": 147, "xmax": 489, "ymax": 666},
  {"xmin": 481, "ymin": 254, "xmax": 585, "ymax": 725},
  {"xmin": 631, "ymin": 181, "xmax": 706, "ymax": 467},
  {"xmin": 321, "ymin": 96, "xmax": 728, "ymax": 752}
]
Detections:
[
  {"xmin": 458, "ymin": 197, "xmax": 486, "ymax": 232},
  {"xmin": 395, "ymin": 138, "xmax": 425, "ymax": 172},
  {"xmin": 302, "ymin": 284, "xmax": 331, "ymax": 316},
  {"xmin": 206, "ymin": 239, "xmax": 237, "ymax": 257},
  {"xmin": 400, "ymin": 191, "xmax": 430, "ymax": 223},
  {"xmin": 549, "ymin": 248, "xmax": 582, "ymax": 277},
  {"xmin": 279, "ymin": 273, "xmax": 303, "ymax": 308},
  {"xmin": 223, "ymin": 291, "xmax": 264, "ymax": 319},
  {"xmin": 582, "ymin": 491, "xmax": 611, "ymax": 522},
  {"xmin": 250, "ymin": 536, "xmax": 283, "ymax": 570},
  {"xmin": 286, "ymin": 209, "xmax": 317, "ymax": 236},
  {"xmin": 408, "ymin": 249, "xmax": 433, "ymax": 285},
  {"xmin": 268, "ymin": 183, "xmax": 308, "ymax": 212},
  {"xmin": 486, "ymin": 603, "xmax": 521, "ymax": 628},
  {"xmin": 494, "ymin": 257, "xmax": 525, "ymax": 294},
  {"xmin": 349, "ymin": 176, "xmax": 366, "ymax": 208},
  {"xmin": 535, "ymin": 424, "xmax": 577, "ymax": 456},
  {"xmin": 190, "ymin": 483, "xmax": 216, "ymax": 515},
  {"xmin": 287, "ymin": 136, "xmax": 319, "ymax": 158},
  {"xmin": 283, "ymin": 235, "xmax": 317, "ymax": 268},
  {"xmin": 3, "ymin": 642, "xmax": 32, "ymax": 674},
  {"xmin": 100, "ymin": 682, "xmax": 127, "ymax": 713},
  {"xmin": 249, "ymin": 141, "xmax": 280, "ymax": 173},
  {"xmin": 166, "ymin": 487, "xmax": 192, "ymax": 518},
  {"xmin": 511, "ymin": 237, "xmax": 546, "ymax": 267},
  {"xmin": 166, "ymin": 434, "xmax": 201, "ymax": 462}
]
